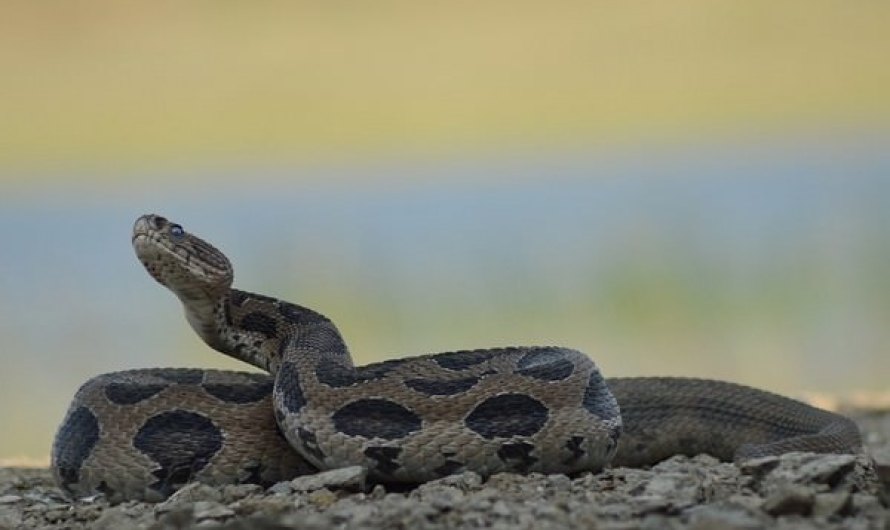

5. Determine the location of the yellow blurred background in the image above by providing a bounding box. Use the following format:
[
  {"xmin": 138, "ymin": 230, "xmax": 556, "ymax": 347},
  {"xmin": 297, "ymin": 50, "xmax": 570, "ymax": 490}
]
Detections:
[{"xmin": 1, "ymin": 2, "xmax": 889, "ymax": 464}]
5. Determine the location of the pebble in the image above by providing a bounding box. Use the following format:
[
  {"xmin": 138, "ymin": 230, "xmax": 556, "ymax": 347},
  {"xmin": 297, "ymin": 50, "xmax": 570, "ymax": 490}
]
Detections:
[
  {"xmin": 686, "ymin": 506, "xmax": 763, "ymax": 530},
  {"xmin": 160, "ymin": 481, "xmax": 223, "ymax": 505},
  {"xmin": 221, "ymin": 483, "xmax": 263, "ymax": 503},
  {"xmin": 869, "ymin": 447, "xmax": 890, "ymax": 486},
  {"xmin": 193, "ymin": 500, "xmax": 235, "ymax": 521},
  {"xmin": 307, "ymin": 488, "xmax": 338, "ymax": 509},
  {"xmin": 267, "ymin": 481, "xmax": 295, "ymax": 495},
  {"xmin": 761, "ymin": 484, "xmax": 814, "ymax": 516},
  {"xmin": 795, "ymin": 453, "xmax": 857, "ymax": 485},
  {"xmin": 288, "ymin": 465, "xmax": 366, "ymax": 492},
  {"xmin": 812, "ymin": 491, "xmax": 850, "ymax": 517}
]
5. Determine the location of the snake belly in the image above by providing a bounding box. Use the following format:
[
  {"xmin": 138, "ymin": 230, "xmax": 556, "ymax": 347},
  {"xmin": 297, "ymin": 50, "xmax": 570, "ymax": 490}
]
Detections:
[{"xmin": 51, "ymin": 214, "xmax": 862, "ymax": 502}]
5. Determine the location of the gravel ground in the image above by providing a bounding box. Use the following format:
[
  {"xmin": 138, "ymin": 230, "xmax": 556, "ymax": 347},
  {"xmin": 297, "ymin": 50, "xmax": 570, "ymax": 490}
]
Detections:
[{"xmin": 2, "ymin": 410, "xmax": 889, "ymax": 530}]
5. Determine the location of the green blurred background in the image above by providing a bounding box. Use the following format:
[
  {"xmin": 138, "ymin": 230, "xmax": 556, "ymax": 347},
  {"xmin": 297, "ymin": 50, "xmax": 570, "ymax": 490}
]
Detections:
[{"xmin": 2, "ymin": 2, "xmax": 889, "ymax": 464}]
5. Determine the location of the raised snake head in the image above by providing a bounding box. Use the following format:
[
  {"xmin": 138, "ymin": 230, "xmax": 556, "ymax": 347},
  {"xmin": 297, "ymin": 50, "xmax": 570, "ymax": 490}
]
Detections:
[{"xmin": 132, "ymin": 214, "xmax": 234, "ymax": 304}]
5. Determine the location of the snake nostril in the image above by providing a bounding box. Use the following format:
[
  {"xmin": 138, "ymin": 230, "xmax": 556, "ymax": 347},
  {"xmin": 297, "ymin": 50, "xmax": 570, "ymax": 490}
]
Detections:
[{"xmin": 152, "ymin": 216, "xmax": 167, "ymax": 230}]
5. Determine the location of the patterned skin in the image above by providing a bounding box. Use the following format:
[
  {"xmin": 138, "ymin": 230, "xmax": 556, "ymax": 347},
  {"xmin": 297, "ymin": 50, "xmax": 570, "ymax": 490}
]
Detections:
[{"xmin": 51, "ymin": 214, "xmax": 861, "ymax": 503}]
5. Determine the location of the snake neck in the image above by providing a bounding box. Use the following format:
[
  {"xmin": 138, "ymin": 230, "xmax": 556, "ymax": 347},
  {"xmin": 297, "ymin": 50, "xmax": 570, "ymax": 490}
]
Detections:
[{"xmin": 185, "ymin": 288, "xmax": 351, "ymax": 375}]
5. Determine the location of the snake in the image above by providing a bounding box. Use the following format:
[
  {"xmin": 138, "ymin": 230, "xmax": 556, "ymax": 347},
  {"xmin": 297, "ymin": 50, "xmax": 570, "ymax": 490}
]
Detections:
[{"xmin": 51, "ymin": 214, "xmax": 862, "ymax": 503}]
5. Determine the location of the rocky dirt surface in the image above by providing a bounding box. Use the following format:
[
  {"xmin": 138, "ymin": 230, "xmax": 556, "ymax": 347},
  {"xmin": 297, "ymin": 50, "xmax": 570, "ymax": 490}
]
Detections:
[{"xmin": 2, "ymin": 409, "xmax": 889, "ymax": 530}]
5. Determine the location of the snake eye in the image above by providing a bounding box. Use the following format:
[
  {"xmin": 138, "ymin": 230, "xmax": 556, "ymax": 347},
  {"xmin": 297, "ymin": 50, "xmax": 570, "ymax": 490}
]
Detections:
[{"xmin": 169, "ymin": 224, "xmax": 185, "ymax": 240}]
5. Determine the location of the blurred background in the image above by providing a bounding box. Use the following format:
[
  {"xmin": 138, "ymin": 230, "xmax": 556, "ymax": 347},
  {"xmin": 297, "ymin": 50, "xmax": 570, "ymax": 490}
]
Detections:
[{"xmin": 2, "ymin": 2, "xmax": 889, "ymax": 465}]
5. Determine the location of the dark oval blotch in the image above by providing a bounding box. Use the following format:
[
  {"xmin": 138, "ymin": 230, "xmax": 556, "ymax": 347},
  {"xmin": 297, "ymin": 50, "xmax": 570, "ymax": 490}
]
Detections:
[
  {"xmin": 332, "ymin": 399, "xmax": 422, "ymax": 440},
  {"xmin": 150, "ymin": 368, "xmax": 205, "ymax": 385},
  {"xmin": 52, "ymin": 406, "xmax": 100, "ymax": 489},
  {"xmin": 582, "ymin": 370, "xmax": 619, "ymax": 422},
  {"xmin": 404, "ymin": 377, "xmax": 479, "ymax": 396},
  {"xmin": 204, "ymin": 379, "xmax": 273, "ymax": 404},
  {"xmin": 134, "ymin": 410, "xmax": 223, "ymax": 498},
  {"xmin": 315, "ymin": 358, "xmax": 395, "ymax": 388},
  {"xmin": 432, "ymin": 349, "xmax": 494, "ymax": 370},
  {"xmin": 276, "ymin": 361, "xmax": 307, "ymax": 413},
  {"xmin": 104, "ymin": 382, "xmax": 169, "ymax": 405},
  {"xmin": 465, "ymin": 393, "xmax": 549, "ymax": 439},
  {"xmin": 240, "ymin": 312, "xmax": 279, "ymax": 338},
  {"xmin": 516, "ymin": 348, "xmax": 575, "ymax": 381}
]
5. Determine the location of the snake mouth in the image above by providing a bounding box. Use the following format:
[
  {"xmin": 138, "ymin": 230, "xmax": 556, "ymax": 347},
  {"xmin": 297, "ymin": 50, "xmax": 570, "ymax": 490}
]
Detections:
[{"xmin": 131, "ymin": 229, "xmax": 166, "ymax": 264}]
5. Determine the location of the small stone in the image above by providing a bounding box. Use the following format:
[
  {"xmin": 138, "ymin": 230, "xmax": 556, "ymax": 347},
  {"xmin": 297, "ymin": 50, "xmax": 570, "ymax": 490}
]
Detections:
[
  {"xmin": 740, "ymin": 451, "xmax": 871, "ymax": 498},
  {"xmin": 427, "ymin": 471, "xmax": 483, "ymax": 490},
  {"xmin": 629, "ymin": 495, "xmax": 672, "ymax": 516},
  {"xmin": 267, "ymin": 481, "xmax": 294, "ymax": 495},
  {"xmin": 738, "ymin": 455, "xmax": 782, "ymax": 479},
  {"xmin": 870, "ymin": 447, "xmax": 890, "ymax": 487},
  {"xmin": 761, "ymin": 484, "xmax": 814, "ymax": 516},
  {"xmin": 92, "ymin": 506, "xmax": 142, "ymax": 530},
  {"xmin": 795, "ymin": 454, "xmax": 857, "ymax": 485},
  {"xmin": 330, "ymin": 502, "xmax": 377, "ymax": 525},
  {"xmin": 80, "ymin": 494, "xmax": 103, "ymax": 504},
  {"xmin": 289, "ymin": 466, "xmax": 366, "ymax": 492},
  {"xmin": 726, "ymin": 494, "xmax": 765, "ymax": 513},
  {"xmin": 193, "ymin": 500, "xmax": 234, "ymax": 521},
  {"xmin": 850, "ymin": 492, "xmax": 884, "ymax": 517},
  {"xmin": 465, "ymin": 494, "xmax": 494, "ymax": 512},
  {"xmin": 547, "ymin": 474, "xmax": 572, "ymax": 492},
  {"xmin": 308, "ymin": 488, "xmax": 338, "ymax": 509},
  {"xmin": 643, "ymin": 475, "xmax": 680, "ymax": 497},
  {"xmin": 162, "ymin": 481, "xmax": 223, "ymax": 504},
  {"xmin": 687, "ymin": 503, "xmax": 764, "ymax": 530},
  {"xmin": 234, "ymin": 495, "xmax": 296, "ymax": 517},
  {"xmin": 221, "ymin": 483, "xmax": 262, "ymax": 502},
  {"xmin": 490, "ymin": 500, "xmax": 512, "ymax": 517},
  {"xmin": 640, "ymin": 514, "xmax": 673, "ymax": 530},
  {"xmin": 812, "ymin": 491, "xmax": 850, "ymax": 517},
  {"xmin": 369, "ymin": 484, "xmax": 386, "ymax": 499},
  {"xmin": 690, "ymin": 454, "xmax": 722, "ymax": 466},
  {"xmin": 417, "ymin": 485, "xmax": 464, "ymax": 510},
  {"xmin": 486, "ymin": 472, "xmax": 526, "ymax": 491},
  {"xmin": 43, "ymin": 508, "xmax": 69, "ymax": 523}
]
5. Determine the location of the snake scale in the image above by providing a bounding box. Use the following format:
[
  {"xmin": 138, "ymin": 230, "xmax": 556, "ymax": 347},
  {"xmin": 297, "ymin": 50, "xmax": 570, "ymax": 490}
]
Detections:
[{"xmin": 51, "ymin": 214, "xmax": 862, "ymax": 503}]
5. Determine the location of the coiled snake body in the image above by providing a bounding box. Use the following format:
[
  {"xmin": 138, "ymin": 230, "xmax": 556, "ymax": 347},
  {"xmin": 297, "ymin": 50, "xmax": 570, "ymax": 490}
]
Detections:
[{"xmin": 51, "ymin": 215, "xmax": 862, "ymax": 503}]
